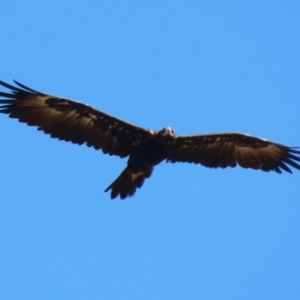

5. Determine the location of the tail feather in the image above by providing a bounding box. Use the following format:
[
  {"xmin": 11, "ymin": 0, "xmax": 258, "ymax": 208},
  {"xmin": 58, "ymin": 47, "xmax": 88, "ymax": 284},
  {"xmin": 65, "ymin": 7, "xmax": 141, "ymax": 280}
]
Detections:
[{"xmin": 105, "ymin": 166, "xmax": 153, "ymax": 199}]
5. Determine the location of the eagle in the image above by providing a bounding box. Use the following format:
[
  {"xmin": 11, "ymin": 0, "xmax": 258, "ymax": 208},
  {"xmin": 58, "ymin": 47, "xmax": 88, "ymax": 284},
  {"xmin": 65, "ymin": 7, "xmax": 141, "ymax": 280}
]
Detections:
[{"xmin": 0, "ymin": 80, "xmax": 299, "ymax": 199}]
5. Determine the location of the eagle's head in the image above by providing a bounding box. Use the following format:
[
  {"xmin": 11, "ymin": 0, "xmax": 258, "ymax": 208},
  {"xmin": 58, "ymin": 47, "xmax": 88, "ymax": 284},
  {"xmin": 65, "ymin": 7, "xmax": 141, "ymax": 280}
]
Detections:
[{"xmin": 158, "ymin": 127, "xmax": 175, "ymax": 137}]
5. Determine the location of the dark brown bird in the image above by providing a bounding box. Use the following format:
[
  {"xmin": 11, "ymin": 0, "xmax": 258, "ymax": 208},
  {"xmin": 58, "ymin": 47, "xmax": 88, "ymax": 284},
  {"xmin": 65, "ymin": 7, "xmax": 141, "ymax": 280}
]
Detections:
[{"xmin": 0, "ymin": 80, "xmax": 299, "ymax": 199}]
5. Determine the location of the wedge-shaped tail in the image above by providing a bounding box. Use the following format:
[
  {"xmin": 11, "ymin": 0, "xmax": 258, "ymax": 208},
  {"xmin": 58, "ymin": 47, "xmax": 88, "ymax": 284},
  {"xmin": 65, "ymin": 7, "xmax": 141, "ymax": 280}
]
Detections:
[{"xmin": 105, "ymin": 166, "xmax": 153, "ymax": 199}]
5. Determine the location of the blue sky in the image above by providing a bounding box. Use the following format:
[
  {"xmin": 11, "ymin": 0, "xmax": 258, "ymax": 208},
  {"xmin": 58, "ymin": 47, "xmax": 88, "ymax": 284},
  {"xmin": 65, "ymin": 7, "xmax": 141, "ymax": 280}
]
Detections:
[{"xmin": 0, "ymin": 1, "xmax": 299, "ymax": 299}]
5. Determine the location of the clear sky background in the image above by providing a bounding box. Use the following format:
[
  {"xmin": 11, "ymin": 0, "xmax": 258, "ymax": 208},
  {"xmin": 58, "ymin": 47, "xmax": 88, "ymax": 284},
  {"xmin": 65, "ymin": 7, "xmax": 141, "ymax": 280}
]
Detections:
[{"xmin": 0, "ymin": 1, "xmax": 299, "ymax": 299}]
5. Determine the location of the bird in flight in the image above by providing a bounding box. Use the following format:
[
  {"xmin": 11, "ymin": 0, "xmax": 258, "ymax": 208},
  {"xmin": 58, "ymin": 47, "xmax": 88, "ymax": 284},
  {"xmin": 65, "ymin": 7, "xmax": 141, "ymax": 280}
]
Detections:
[{"xmin": 0, "ymin": 80, "xmax": 299, "ymax": 199}]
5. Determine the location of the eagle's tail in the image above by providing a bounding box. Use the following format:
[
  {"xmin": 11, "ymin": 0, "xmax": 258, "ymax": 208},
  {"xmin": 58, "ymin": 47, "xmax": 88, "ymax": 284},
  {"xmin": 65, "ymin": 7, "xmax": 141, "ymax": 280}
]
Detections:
[{"xmin": 105, "ymin": 166, "xmax": 153, "ymax": 199}]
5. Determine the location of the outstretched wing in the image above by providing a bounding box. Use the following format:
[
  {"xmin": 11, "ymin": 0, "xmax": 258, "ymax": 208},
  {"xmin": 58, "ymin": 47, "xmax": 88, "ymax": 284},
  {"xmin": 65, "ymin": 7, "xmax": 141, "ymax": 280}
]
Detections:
[
  {"xmin": 0, "ymin": 80, "xmax": 154, "ymax": 157},
  {"xmin": 167, "ymin": 132, "xmax": 300, "ymax": 173}
]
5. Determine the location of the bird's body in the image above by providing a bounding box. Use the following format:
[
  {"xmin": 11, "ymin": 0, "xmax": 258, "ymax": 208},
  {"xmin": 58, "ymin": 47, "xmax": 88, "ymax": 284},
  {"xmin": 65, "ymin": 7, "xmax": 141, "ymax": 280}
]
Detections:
[
  {"xmin": 0, "ymin": 80, "xmax": 299, "ymax": 199},
  {"xmin": 106, "ymin": 127, "xmax": 176, "ymax": 199},
  {"xmin": 128, "ymin": 127, "xmax": 176, "ymax": 170}
]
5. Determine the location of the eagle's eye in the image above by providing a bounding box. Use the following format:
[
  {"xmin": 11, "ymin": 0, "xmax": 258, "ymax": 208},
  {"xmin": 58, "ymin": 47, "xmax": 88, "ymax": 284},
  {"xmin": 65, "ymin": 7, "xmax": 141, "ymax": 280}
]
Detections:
[{"xmin": 168, "ymin": 127, "xmax": 175, "ymax": 135}]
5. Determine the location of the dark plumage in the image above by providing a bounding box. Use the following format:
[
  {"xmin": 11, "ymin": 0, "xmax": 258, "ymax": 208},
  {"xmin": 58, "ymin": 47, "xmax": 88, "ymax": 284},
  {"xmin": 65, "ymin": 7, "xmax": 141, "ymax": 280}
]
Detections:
[{"xmin": 0, "ymin": 80, "xmax": 299, "ymax": 199}]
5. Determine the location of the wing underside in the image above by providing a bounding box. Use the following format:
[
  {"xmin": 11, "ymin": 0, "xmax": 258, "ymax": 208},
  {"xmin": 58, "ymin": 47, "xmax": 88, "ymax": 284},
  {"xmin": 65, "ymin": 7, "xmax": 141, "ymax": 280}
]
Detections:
[
  {"xmin": 167, "ymin": 132, "xmax": 300, "ymax": 173},
  {"xmin": 0, "ymin": 80, "xmax": 154, "ymax": 157}
]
